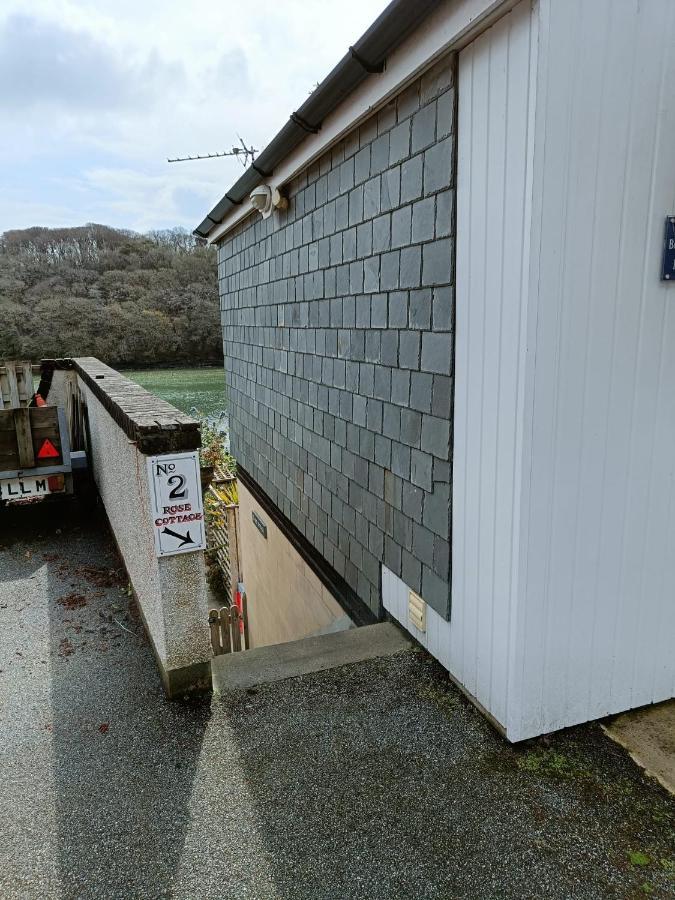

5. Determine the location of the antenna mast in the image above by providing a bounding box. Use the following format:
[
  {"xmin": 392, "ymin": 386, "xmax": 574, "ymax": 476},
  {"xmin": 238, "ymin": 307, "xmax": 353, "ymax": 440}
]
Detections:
[{"xmin": 167, "ymin": 136, "xmax": 256, "ymax": 167}]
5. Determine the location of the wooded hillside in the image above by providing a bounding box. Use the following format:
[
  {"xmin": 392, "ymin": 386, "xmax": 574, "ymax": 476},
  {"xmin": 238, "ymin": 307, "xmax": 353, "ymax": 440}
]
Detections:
[{"xmin": 0, "ymin": 224, "xmax": 223, "ymax": 367}]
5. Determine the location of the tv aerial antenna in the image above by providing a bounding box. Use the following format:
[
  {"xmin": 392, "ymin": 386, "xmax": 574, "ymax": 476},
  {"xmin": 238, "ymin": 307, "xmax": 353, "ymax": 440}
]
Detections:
[{"xmin": 168, "ymin": 136, "xmax": 256, "ymax": 166}]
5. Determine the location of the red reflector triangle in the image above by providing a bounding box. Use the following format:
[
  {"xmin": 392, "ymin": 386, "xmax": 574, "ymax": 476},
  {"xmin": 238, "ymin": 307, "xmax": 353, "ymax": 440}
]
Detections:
[{"xmin": 37, "ymin": 439, "xmax": 60, "ymax": 459}]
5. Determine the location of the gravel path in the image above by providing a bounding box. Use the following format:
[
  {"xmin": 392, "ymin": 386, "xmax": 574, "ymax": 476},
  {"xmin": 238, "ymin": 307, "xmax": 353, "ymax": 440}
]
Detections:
[{"xmin": 1, "ymin": 502, "xmax": 673, "ymax": 899}]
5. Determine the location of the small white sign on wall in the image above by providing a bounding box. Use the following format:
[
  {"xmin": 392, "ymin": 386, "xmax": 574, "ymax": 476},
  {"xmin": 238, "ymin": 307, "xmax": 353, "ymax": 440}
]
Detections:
[{"xmin": 146, "ymin": 451, "xmax": 207, "ymax": 557}]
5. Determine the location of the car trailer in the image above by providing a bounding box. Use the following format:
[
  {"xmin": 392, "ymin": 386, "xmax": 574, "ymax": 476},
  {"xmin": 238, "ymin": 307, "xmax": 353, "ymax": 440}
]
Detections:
[{"xmin": 0, "ymin": 360, "xmax": 90, "ymax": 506}]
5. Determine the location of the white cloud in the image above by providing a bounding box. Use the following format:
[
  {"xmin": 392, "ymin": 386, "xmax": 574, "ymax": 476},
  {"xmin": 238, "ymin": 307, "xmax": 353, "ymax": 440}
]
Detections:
[
  {"xmin": 0, "ymin": 14, "xmax": 184, "ymax": 112},
  {"xmin": 0, "ymin": 0, "xmax": 390, "ymax": 233}
]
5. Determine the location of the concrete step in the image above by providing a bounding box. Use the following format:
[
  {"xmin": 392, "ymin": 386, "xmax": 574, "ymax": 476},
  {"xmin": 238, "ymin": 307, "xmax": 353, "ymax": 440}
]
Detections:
[
  {"xmin": 212, "ymin": 622, "xmax": 412, "ymax": 693},
  {"xmin": 602, "ymin": 700, "xmax": 675, "ymax": 796}
]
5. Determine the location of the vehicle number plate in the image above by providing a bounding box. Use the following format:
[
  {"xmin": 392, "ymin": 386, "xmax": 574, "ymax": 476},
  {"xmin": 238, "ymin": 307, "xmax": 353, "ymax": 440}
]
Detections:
[{"xmin": 0, "ymin": 476, "xmax": 52, "ymax": 501}]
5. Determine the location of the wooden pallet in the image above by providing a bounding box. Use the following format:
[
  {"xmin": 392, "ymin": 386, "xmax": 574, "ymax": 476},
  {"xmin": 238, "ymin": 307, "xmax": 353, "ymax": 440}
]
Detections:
[{"xmin": 0, "ymin": 361, "xmax": 35, "ymax": 410}]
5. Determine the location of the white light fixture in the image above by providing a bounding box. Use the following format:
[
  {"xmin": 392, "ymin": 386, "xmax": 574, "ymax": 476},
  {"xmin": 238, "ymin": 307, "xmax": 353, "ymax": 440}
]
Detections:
[{"xmin": 249, "ymin": 184, "xmax": 288, "ymax": 219}]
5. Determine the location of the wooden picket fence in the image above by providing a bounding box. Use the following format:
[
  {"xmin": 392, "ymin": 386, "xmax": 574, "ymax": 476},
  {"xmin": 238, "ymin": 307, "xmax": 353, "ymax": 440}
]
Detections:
[
  {"xmin": 205, "ymin": 465, "xmax": 247, "ymax": 654},
  {"xmin": 205, "ymin": 467, "xmax": 240, "ymax": 604},
  {"xmin": 208, "ymin": 597, "xmax": 249, "ymax": 655}
]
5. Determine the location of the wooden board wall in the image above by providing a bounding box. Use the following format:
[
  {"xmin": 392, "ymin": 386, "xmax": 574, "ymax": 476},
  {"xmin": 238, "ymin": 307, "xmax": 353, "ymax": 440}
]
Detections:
[
  {"xmin": 0, "ymin": 407, "xmax": 62, "ymax": 473},
  {"xmin": 0, "ymin": 361, "xmax": 34, "ymax": 409}
]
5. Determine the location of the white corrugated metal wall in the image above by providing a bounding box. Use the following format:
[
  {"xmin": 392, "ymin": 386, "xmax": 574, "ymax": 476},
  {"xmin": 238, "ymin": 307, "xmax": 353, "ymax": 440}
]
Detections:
[
  {"xmin": 512, "ymin": 0, "xmax": 675, "ymax": 739},
  {"xmin": 384, "ymin": 0, "xmax": 538, "ymax": 735},
  {"xmin": 385, "ymin": 0, "xmax": 675, "ymax": 741}
]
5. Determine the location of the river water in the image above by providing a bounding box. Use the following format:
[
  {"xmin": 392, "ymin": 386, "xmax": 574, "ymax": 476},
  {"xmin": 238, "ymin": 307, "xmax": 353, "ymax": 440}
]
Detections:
[{"xmin": 124, "ymin": 367, "xmax": 227, "ymax": 421}]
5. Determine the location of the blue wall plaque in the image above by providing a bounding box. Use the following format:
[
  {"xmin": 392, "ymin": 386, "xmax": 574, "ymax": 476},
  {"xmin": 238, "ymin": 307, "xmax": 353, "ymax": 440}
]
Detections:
[{"xmin": 662, "ymin": 216, "xmax": 675, "ymax": 281}]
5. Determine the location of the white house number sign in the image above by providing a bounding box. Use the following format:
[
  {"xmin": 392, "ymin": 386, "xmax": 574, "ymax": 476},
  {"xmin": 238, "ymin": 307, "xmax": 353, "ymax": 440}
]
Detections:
[{"xmin": 147, "ymin": 451, "xmax": 207, "ymax": 557}]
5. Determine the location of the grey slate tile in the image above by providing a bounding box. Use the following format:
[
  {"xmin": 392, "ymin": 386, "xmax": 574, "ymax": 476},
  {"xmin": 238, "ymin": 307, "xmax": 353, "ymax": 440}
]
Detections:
[
  {"xmin": 389, "ymin": 121, "xmax": 411, "ymax": 165},
  {"xmin": 412, "ymin": 102, "xmax": 437, "ymax": 153},
  {"xmin": 388, "ymin": 291, "xmax": 408, "ymax": 328},
  {"xmin": 363, "ymin": 255, "xmax": 380, "ymax": 293},
  {"xmin": 381, "ymin": 330, "xmax": 399, "ymax": 367},
  {"xmin": 402, "ymin": 480, "xmax": 424, "ymax": 523},
  {"xmin": 349, "ymin": 185, "xmax": 364, "ymax": 226},
  {"xmin": 363, "ymin": 176, "xmax": 381, "ymax": 219},
  {"xmin": 422, "ymin": 239, "xmax": 452, "ymax": 287},
  {"xmin": 412, "ymin": 196, "xmax": 436, "ymax": 243},
  {"xmin": 421, "ymin": 414, "xmax": 450, "ymax": 459},
  {"xmin": 423, "ymin": 138, "xmax": 453, "ymax": 196},
  {"xmin": 381, "ymin": 167, "xmax": 401, "ymax": 212},
  {"xmin": 380, "ymin": 250, "xmax": 400, "ymax": 290},
  {"xmin": 370, "ymin": 133, "xmax": 390, "ymax": 174},
  {"xmin": 392, "ymin": 205, "xmax": 412, "ymax": 248},
  {"xmin": 354, "ymin": 146, "xmax": 371, "ymax": 184},
  {"xmin": 431, "ymin": 375, "xmax": 453, "ymax": 419},
  {"xmin": 432, "ymin": 286, "xmax": 453, "ymax": 331},
  {"xmin": 357, "ymin": 222, "xmax": 373, "ymax": 258},
  {"xmin": 421, "ymin": 331, "xmax": 452, "ymax": 375},
  {"xmin": 371, "ymin": 293, "xmax": 388, "ymax": 328},
  {"xmin": 435, "ymin": 189, "xmax": 454, "ymax": 238},
  {"xmin": 422, "ymin": 565, "xmax": 449, "ymax": 617},
  {"xmin": 400, "ymin": 154, "xmax": 423, "ymax": 204},
  {"xmin": 422, "ymin": 483, "xmax": 450, "ymax": 537},
  {"xmin": 436, "ymin": 87, "xmax": 455, "ymax": 139},
  {"xmin": 372, "ymin": 214, "xmax": 392, "ymax": 253},
  {"xmin": 340, "ymin": 157, "xmax": 355, "ymax": 194},
  {"xmin": 409, "ymin": 288, "xmax": 432, "ymax": 330},
  {"xmin": 390, "ymin": 368, "xmax": 409, "ymax": 406},
  {"xmin": 399, "ymin": 246, "xmax": 422, "ymax": 289},
  {"xmin": 410, "ymin": 449, "xmax": 433, "ymax": 491},
  {"xmin": 399, "ymin": 330, "xmax": 420, "ymax": 370}
]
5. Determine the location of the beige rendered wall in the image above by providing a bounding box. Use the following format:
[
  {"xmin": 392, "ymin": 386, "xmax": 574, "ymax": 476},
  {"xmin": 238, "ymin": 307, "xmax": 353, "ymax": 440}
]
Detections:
[{"xmin": 238, "ymin": 481, "xmax": 352, "ymax": 649}]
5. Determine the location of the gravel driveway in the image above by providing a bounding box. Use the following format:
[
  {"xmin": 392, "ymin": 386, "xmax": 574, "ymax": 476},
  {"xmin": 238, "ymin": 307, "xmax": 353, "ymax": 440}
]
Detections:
[{"xmin": 1, "ymin": 501, "xmax": 673, "ymax": 899}]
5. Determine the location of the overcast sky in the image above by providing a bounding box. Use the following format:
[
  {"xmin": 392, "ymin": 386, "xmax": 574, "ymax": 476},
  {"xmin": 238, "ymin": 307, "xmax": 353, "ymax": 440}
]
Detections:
[{"xmin": 0, "ymin": 0, "xmax": 389, "ymax": 235}]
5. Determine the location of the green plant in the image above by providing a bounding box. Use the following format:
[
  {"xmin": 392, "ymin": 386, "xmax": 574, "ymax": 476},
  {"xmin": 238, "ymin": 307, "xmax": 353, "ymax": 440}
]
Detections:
[
  {"xmin": 629, "ymin": 851, "xmax": 651, "ymax": 867},
  {"xmin": 198, "ymin": 415, "xmax": 236, "ymax": 472},
  {"xmin": 516, "ymin": 748, "xmax": 590, "ymax": 779}
]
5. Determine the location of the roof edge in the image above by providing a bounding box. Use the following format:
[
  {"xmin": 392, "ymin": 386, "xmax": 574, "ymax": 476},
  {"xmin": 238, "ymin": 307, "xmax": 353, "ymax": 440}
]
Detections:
[{"xmin": 194, "ymin": 0, "xmax": 442, "ymax": 239}]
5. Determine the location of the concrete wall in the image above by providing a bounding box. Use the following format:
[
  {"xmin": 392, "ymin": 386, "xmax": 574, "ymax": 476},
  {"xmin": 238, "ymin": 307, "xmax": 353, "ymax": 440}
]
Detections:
[
  {"xmin": 59, "ymin": 359, "xmax": 212, "ymax": 696},
  {"xmin": 238, "ymin": 480, "xmax": 352, "ymax": 648},
  {"xmin": 219, "ymin": 55, "xmax": 456, "ymax": 620}
]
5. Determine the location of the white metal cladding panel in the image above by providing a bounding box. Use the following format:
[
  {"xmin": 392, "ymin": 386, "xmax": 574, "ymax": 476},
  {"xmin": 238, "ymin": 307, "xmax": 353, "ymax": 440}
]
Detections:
[
  {"xmin": 384, "ymin": 0, "xmax": 537, "ymax": 738},
  {"xmin": 512, "ymin": 0, "xmax": 675, "ymax": 739}
]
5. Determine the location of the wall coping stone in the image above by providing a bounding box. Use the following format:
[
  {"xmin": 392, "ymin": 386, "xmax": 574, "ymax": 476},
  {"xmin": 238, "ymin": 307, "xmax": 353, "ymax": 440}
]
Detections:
[{"xmin": 41, "ymin": 357, "xmax": 201, "ymax": 455}]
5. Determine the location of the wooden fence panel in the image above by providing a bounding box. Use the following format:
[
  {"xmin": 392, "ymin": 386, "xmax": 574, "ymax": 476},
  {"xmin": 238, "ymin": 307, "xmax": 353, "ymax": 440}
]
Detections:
[
  {"xmin": 0, "ymin": 360, "xmax": 34, "ymax": 409},
  {"xmin": 207, "ymin": 599, "xmax": 249, "ymax": 656},
  {"xmin": 219, "ymin": 606, "xmax": 232, "ymax": 655}
]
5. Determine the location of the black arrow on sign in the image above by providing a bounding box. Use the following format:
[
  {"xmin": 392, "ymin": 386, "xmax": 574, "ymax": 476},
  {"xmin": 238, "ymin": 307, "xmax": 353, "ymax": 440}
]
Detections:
[{"xmin": 162, "ymin": 526, "xmax": 195, "ymax": 548}]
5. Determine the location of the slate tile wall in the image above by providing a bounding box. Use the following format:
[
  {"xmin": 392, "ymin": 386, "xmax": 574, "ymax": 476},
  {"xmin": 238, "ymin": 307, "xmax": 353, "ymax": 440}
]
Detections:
[{"xmin": 218, "ymin": 55, "xmax": 456, "ymax": 618}]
